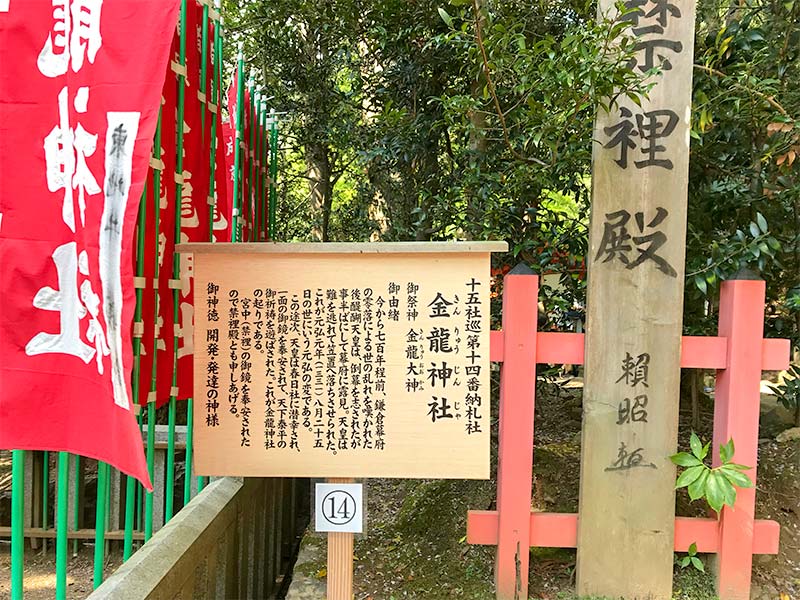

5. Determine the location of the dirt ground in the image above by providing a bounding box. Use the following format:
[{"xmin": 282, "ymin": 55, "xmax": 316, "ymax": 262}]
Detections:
[
  {"xmin": 291, "ymin": 378, "xmax": 800, "ymax": 600},
  {"xmin": 0, "ymin": 545, "xmax": 122, "ymax": 600}
]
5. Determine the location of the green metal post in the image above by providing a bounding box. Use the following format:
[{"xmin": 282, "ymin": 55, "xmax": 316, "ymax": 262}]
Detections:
[
  {"xmin": 184, "ymin": 398, "xmax": 194, "ymax": 506},
  {"xmin": 55, "ymin": 452, "xmax": 69, "ymax": 600},
  {"xmin": 145, "ymin": 401, "xmax": 156, "ymax": 541},
  {"xmin": 144, "ymin": 108, "xmax": 163, "ymax": 543},
  {"xmin": 123, "ymin": 434, "xmax": 137, "ymax": 554},
  {"xmin": 11, "ymin": 450, "xmax": 24, "ymax": 600},
  {"xmin": 268, "ymin": 111, "xmax": 278, "ymax": 240},
  {"xmin": 93, "ymin": 462, "xmax": 108, "ymax": 588},
  {"xmin": 166, "ymin": 397, "xmax": 176, "ymax": 521},
  {"xmin": 183, "ymin": 0, "xmax": 212, "ymax": 509},
  {"xmin": 231, "ymin": 42, "xmax": 245, "ymax": 243},
  {"xmin": 260, "ymin": 99, "xmax": 269, "ymax": 240},
  {"xmin": 254, "ymin": 95, "xmax": 262, "ymax": 240},
  {"xmin": 205, "ymin": 1, "xmax": 221, "ymax": 244},
  {"xmin": 251, "ymin": 87, "xmax": 260, "ymax": 241},
  {"xmin": 124, "ymin": 176, "xmax": 149, "ymax": 561},
  {"xmin": 166, "ymin": 0, "xmax": 188, "ymax": 523},
  {"xmin": 72, "ymin": 455, "xmax": 80, "ymax": 556},
  {"xmin": 196, "ymin": 4, "xmax": 220, "ymax": 494},
  {"xmin": 135, "ymin": 412, "xmax": 143, "ymax": 533},
  {"xmin": 247, "ymin": 72, "xmax": 256, "ymax": 241},
  {"xmin": 104, "ymin": 466, "xmax": 111, "ymax": 558},
  {"xmin": 199, "ymin": 0, "xmax": 209, "ymax": 136},
  {"xmin": 42, "ymin": 450, "xmax": 49, "ymax": 541}
]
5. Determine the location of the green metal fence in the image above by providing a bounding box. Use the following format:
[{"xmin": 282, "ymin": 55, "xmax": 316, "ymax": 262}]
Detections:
[{"xmin": 1, "ymin": 1, "xmax": 282, "ymax": 597}]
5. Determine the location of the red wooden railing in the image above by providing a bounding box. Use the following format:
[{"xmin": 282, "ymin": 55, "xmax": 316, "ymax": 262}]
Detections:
[{"xmin": 467, "ymin": 271, "xmax": 790, "ymax": 600}]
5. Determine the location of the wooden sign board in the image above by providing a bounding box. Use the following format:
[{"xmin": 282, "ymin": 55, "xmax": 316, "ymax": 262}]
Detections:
[
  {"xmin": 577, "ymin": 0, "xmax": 696, "ymax": 597},
  {"xmin": 178, "ymin": 242, "xmax": 506, "ymax": 480}
]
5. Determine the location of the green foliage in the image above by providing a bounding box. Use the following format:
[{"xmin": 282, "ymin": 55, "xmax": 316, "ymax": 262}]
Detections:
[
  {"xmin": 670, "ymin": 432, "xmax": 754, "ymax": 515},
  {"xmin": 223, "ymin": 0, "xmax": 366, "ymax": 242},
  {"xmin": 686, "ymin": 212, "xmax": 779, "ymax": 296},
  {"xmin": 223, "ymin": 0, "xmax": 800, "ymax": 350},
  {"xmin": 672, "ymin": 566, "xmax": 719, "ymax": 600},
  {"xmin": 676, "ymin": 542, "xmax": 705, "ymax": 573},
  {"xmin": 684, "ymin": 0, "xmax": 800, "ymax": 345},
  {"xmin": 769, "ymin": 364, "xmax": 800, "ymax": 413}
]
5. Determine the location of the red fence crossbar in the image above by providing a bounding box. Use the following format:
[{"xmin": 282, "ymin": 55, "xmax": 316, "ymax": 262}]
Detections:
[{"xmin": 467, "ymin": 272, "xmax": 790, "ymax": 600}]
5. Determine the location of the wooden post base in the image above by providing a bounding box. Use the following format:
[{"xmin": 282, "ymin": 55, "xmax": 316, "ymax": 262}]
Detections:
[{"xmin": 326, "ymin": 477, "xmax": 354, "ymax": 600}]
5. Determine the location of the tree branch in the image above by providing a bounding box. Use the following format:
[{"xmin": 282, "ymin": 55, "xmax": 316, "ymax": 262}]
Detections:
[
  {"xmin": 471, "ymin": 0, "xmax": 548, "ymax": 167},
  {"xmin": 694, "ymin": 64, "xmax": 789, "ymax": 117}
]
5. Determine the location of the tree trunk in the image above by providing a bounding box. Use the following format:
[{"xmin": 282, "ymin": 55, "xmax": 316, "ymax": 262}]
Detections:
[
  {"xmin": 414, "ymin": 144, "xmax": 439, "ymax": 241},
  {"xmin": 308, "ymin": 143, "xmax": 333, "ymax": 241},
  {"xmin": 691, "ymin": 369, "xmax": 701, "ymax": 431}
]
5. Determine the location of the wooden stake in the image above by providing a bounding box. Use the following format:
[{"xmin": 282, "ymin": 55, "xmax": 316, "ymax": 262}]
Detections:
[{"xmin": 327, "ymin": 477, "xmax": 354, "ymax": 600}]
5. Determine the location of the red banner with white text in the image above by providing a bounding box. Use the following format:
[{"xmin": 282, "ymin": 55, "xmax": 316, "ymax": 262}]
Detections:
[{"xmin": 0, "ymin": 0, "xmax": 182, "ymax": 488}]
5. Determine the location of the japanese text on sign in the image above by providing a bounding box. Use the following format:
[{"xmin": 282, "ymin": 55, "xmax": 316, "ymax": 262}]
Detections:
[{"xmin": 190, "ymin": 250, "xmax": 495, "ymax": 479}]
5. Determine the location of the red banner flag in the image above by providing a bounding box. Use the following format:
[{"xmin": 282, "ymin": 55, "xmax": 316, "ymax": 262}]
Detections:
[
  {"xmin": 138, "ymin": 30, "xmax": 179, "ymax": 409},
  {"xmin": 216, "ymin": 119, "xmax": 234, "ymax": 243},
  {"xmin": 0, "ymin": 0, "xmax": 181, "ymax": 488},
  {"xmin": 174, "ymin": 0, "xmax": 211, "ymax": 400},
  {"xmin": 221, "ymin": 120, "xmax": 236, "ymax": 240},
  {"xmin": 155, "ymin": 42, "xmax": 180, "ymax": 407}
]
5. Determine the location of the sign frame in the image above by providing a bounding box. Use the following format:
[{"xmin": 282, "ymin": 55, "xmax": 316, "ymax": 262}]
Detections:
[{"xmin": 178, "ymin": 241, "xmax": 506, "ymax": 480}]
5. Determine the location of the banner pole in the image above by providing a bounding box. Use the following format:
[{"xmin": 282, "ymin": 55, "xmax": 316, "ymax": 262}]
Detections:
[
  {"xmin": 92, "ymin": 461, "xmax": 108, "ymax": 588},
  {"xmin": 242, "ymin": 71, "xmax": 252, "ymax": 241},
  {"xmin": 197, "ymin": 3, "xmax": 222, "ymax": 493},
  {"xmin": 251, "ymin": 86, "xmax": 261, "ymax": 241},
  {"xmin": 55, "ymin": 452, "xmax": 69, "ymax": 599},
  {"xmin": 204, "ymin": 1, "xmax": 222, "ymax": 244},
  {"xmin": 72, "ymin": 455, "xmax": 81, "ymax": 556},
  {"xmin": 166, "ymin": 0, "xmax": 188, "ymax": 524},
  {"xmin": 232, "ymin": 44, "xmax": 245, "ymax": 242},
  {"xmin": 260, "ymin": 99, "xmax": 268, "ymax": 240},
  {"xmin": 256, "ymin": 100, "xmax": 263, "ymax": 239},
  {"xmin": 184, "ymin": 397, "xmax": 194, "ymax": 504},
  {"xmin": 199, "ymin": 0, "xmax": 209, "ymax": 137},
  {"xmin": 251, "ymin": 74, "xmax": 259, "ymax": 241},
  {"xmin": 135, "ymin": 413, "xmax": 143, "ymax": 533},
  {"xmin": 182, "ymin": 0, "xmax": 213, "ymax": 509},
  {"xmin": 10, "ymin": 450, "xmax": 24, "ymax": 600},
  {"xmin": 144, "ymin": 106, "xmax": 163, "ymax": 542},
  {"xmin": 268, "ymin": 111, "xmax": 278, "ymax": 239}
]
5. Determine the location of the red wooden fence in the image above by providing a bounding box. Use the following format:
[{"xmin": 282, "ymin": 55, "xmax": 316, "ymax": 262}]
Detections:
[{"xmin": 467, "ymin": 270, "xmax": 790, "ymax": 600}]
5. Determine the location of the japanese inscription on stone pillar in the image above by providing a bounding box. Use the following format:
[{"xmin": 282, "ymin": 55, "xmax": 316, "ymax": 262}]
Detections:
[
  {"xmin": 577, "ymin": 0, "xmax": 696, "ymax": 597},
  {"xmin": 185, "ymin": 242, "xmax": 505, "ymax": 479}
]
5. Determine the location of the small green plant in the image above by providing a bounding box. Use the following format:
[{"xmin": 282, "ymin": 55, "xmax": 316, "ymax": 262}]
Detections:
[
  {"xmin": 676, "ymin": 542, "xmax": 704, "ymax": 573},
  {"xmin": 669, "ymin": 432, "xmax": 753, "ymax": 514}
]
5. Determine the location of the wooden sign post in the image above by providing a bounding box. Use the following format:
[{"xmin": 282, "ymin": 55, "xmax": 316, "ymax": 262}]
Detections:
[
  {"xmin": 324, "ymin": 477, "xmax": 357, "ymax": 600},
  {"xmin": 178, "ymin": 241, "xmax": 505, "ymax": 599},
  {"xmin": 576, "ymin": 0, "xmax": 696, "ymax": 597}
]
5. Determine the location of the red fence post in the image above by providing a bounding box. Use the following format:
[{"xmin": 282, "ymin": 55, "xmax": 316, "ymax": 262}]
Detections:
[
  {"xmin": 494, "ymin": 266, "xmax": 538, "ymax": 600},
  {"xmin": 713, "ymin": 276, "xmax": 766, "ymax": 600}
]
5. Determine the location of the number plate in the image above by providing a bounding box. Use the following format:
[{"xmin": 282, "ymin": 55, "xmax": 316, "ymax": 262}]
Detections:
[{"xmin": 314, "ymin": 482, "xmax": 364, "ymax": 533}]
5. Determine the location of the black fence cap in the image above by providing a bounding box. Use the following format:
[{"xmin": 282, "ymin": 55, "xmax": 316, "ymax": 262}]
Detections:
[
  {"xmin": 508, "ymin": 262, "xmax": 535, "ymax": 276},
  {"xmin": 731, "ymin": 268, "xmax": 763, "ymax": 281}
]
